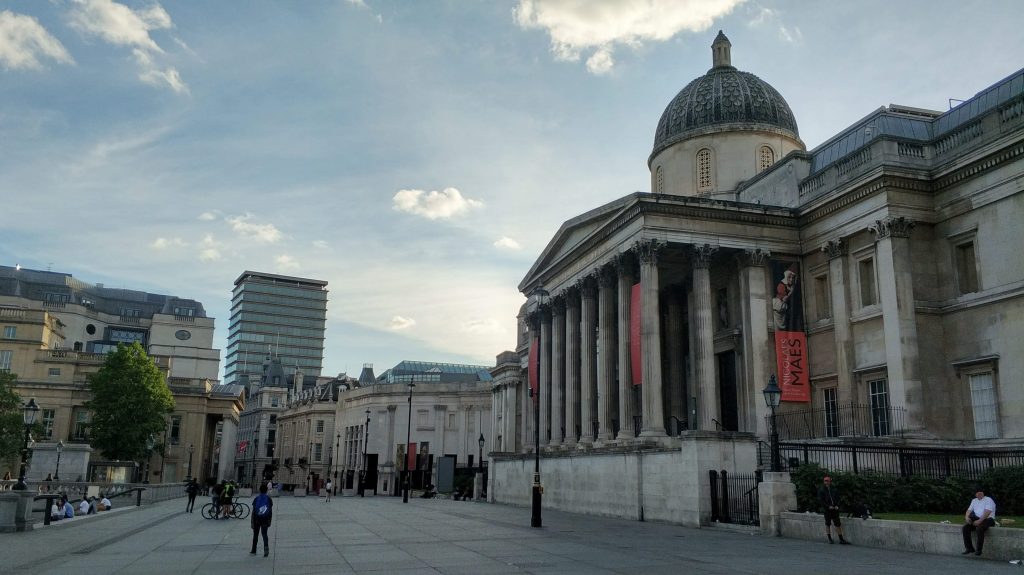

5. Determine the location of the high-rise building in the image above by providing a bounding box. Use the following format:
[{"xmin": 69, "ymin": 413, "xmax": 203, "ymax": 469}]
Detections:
[{"xmin": 225, "ymin": 271, "xmax": 328, "ymax": 389}]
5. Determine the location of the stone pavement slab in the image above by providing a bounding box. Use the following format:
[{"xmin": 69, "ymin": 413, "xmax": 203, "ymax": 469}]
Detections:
[{"xmin": 1, "ymin": 494, "xmax": 1019, "ymax": 574}]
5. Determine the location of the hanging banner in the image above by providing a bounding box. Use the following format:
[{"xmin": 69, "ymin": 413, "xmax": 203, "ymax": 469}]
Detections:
[
  {"xmin": 528, "ymin": 336, "xmax": 539, "ymax": 402},
  {"xmin": 771, "ymin": 260, "xmax": 810, "ymax": 402},
  {"xmin": 630, "ymin": 283, "xmax": 642, "ymax": 386},
  {"xmin": 236, "ymin": 440, "xmax": 248, "ymax": 454},
  {"xmin": 407, "ymin": 442, "xmax": 418, "ymax": 471}
]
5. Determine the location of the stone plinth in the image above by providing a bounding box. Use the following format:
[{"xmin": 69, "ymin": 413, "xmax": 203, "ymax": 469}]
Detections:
[
  {"xmin": 0, "ymin": 491, "xmax": 36, "ymax": 532},
  {"xmin": 758, "ymin": 471, "xmax": 797, "ymax": 536}
]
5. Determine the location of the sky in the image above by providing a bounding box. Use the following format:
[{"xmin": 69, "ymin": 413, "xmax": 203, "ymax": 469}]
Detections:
[{"xmin": 2, "ymin": 0, "xmax": 1023, "ymax": 379}]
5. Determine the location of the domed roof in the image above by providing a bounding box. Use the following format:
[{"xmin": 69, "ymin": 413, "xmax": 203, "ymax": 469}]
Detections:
[{"xmin": 651, "ymin": 32, "xmax": 799, "ymax": 161}]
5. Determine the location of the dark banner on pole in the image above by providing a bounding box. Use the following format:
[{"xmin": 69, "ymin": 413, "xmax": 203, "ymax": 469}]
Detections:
[
  {"xmin": 771, "ymin": 260, "xmax": 810, "ymax": 402},
  {"xmin": 407, "ymin": 442, "xmax": 417, "ymax": 471},
  {"xmin": 630, "ymin": 283, "xmax": 642, "ymax": 386},
  {"xmin": 528, "ymin": 336, "xmax": 539, "ymax": 402}
]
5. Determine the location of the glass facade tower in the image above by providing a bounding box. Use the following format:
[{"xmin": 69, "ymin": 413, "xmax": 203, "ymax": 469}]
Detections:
[{"xmin": 225, "ymin": 271, "xmax": 328, "ymax": 388}]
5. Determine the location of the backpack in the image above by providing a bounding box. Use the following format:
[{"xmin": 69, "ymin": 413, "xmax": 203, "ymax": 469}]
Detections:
[{"xmin": 254, "ymin": 494, "xmax": 272, "ymax": 519}]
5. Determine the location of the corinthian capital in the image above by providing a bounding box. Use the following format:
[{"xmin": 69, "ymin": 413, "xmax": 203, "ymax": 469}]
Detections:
[
  {"xmin": 869, "ymin": 216, "xmax": 915, "ymax": 240},
  {"xmin": 821, "ymin": 239, "xmax": 846, "ymax": 260},
  {"xmin": 691, "ymin": 243, "xmax": 718, "ymax": 269},
  {"xmin": 741, "ymin": 248, "xmax": 770, "ymax": 267},
  {"xmin": 634, "ymin": 238, "xmax": 665, "ymax": 265}
]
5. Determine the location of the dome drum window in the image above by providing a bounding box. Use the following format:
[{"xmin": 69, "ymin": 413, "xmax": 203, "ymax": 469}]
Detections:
[
  {"xmin": 759, "ymin": 145, "xmax": 775, "ymax": 173},
  {"xmin": 656, "ymin": 166, "xmax": 665, "ymax": 193},
  {"xmin": 697, "ymin": 148, "xmax": 713, "ymax": 191}
]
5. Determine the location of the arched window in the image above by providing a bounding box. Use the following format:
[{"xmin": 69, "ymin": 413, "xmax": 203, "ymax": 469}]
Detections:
[
  {"xmin": 758, "ymin": 145, "xmax": 775, "ymax": 173},
  {"xmin": 697, "ymin": 148, "xmax": 713, "ymax": 191},
  {"xmin": 656, "ymin": 166, "xmax": 664, "ymax": 194}
]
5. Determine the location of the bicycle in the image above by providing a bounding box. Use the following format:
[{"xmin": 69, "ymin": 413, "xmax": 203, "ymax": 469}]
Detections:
[{"xmin": 201, "ymin": 501, "xmax": 250, "ymax": 520}]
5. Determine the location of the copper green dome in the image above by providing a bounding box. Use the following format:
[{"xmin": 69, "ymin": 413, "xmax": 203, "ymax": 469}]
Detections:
[{"xmin": 651, "ymin": 32, "xmax": 800, "ymax": 161}]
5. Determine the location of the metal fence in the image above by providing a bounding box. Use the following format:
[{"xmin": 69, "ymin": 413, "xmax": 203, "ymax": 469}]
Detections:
[
  {"xmin": 769, "ymin": 442, "xmax": 1024, "ymax": 480},
  {"xmin": 769, "ymin": 403, "xmax": 908, "ymax": 440},
  {"xmin": 709, "ymin": 470, "xmax": 761, "ymax": 526}
]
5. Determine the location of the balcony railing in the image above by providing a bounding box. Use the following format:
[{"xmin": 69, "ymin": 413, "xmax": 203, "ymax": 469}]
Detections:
[{"xmin": 768, "ymin": 402, "xmax": 907, "ymax": 440}]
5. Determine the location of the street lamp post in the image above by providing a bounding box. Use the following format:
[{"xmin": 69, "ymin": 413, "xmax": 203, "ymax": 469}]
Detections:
[
  {"xmin": 403, "ymin": 382, "xmax": 415, "ymax": 503},
  {"xmin": 186, "ymin": 443, "xmax": 195, "ymax": 481},
  {"xmin": 251, "ymin": 423, "xmax": 260, "ymax": 487},
  {"xmin": 14, "ymin": 398, "xmax": 39, "ymax": 491},
  {"xmin": 362, "ymin": 405, "xmax": 374, "ymax": 495},
  {"xmin": 477, "ymin": 432, "xmax": 485, "ymax": 501},
  {"xmin": 54, "ymin": 439, "xmax": 64, "ymax": 481},
  {"xmin": 334, "ymin": 432, "xmax": 341, "ymax": 495},
  {"xmin": 530, "ymin": 286, "xmax": 548, "ymax": 528},
  {"xmin": 762, "ymin": 374, "xmax": 782, "ymax": 472},
  {"xmin": 144, "ymin": 433, "xmax": 155, "ymax": 483}
]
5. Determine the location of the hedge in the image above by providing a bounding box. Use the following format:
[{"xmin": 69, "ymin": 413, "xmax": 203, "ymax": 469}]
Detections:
[{"xmin": 790, "ymin": 463, "xmax": 1024, "ymax": 515}]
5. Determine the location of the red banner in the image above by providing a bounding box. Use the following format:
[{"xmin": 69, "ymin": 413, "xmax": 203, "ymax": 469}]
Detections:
[
  {"xmin": 630, "ymin": 283, "xmax": 642, "ymax": 386},
  {"xmin": 528, "ymin": 336, "xmax": 539, "ymax": 402},
  {"xmin": 775, "ymin": 331, "xmax": 809, "ymax": 401},
  {"xmin": 237, "ymin": 440, "xmax": 248, "ymax": 454},
  {"xmin": 407, "ymin": 442, "xmax": 417, "ymax": 470}
]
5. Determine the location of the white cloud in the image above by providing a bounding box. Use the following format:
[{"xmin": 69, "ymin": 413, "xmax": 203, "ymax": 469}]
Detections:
[
  {"xmin": 197, "ymin": 211, "xmax": 218, "ymax": 221},
  {"xmin": 462, "ymin": 318, "xmax": 502, "ymax": 335},
  {"xmin": 392, "ymin": 187, "xmax": 483, "ymax": 220},
  {"xmin": 389, "ymin": 315, "xmax": 416, "ymax": 330},
  {"xmin": 67, "ymin": 0, "xmax": 188, "ymax": 92},
  {"xmin": 198, "ymin": 234, "xmax": 222, "ymax": 262},
  {"xmin": 312, "ymin": 240, "xmax": 329, "ymax": 250},
  {"xmin": 150, "ymin": 237, "xmax": 186, "ymax": 249},
  {"xmin": 493, "ymin": 236, "xmax": 522, "ymax": 250},
  {"xmin": 747, "ymin": 6, "xmax": 801, "ymax": 44},
  {"xmin": 0, "ymin": 11, "xmax": 74, "ymax": 70},
  {"xmin": 275, "ymin": 254, "xmax": 299, "ymax": 270},
  {"xmin": 513, "ymin": 0, "xmax": 745, "ymax": 74},
  {"xmin": 225, "ymin": 214, "xmax": 284, "ymax": 243}
]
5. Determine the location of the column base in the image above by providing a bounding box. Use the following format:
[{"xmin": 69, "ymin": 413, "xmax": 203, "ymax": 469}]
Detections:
[{"xmin": 638, "ymin": 429, "xmax": 668, "ymax": 438}]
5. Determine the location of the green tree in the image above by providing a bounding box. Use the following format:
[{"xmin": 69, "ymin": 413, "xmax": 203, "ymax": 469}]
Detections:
[
  {"xmin": 85, "ymin": 343, "xmax": 175, "ymax": 462},
  {"xmin": 0, "ymin": 371, "xmax": 27, "ymax": 464}
]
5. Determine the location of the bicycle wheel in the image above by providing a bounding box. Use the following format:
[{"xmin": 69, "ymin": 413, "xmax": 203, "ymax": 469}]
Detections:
[
  {"xmin": 233, "ymin": 502, "xmax": 250, "ymax": 519},
  {"xmin": 201, "ymin": 503, "xmax": 215, "ymax": 519}
]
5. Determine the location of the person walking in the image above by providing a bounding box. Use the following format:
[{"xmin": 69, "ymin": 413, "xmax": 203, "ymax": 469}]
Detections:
[
  {"xmin": 962, "ymin": 487, "xmax": 996, "ymax": 556},
  {"xmin": 250, "ymin": 484, "xmax": 274, "ymax": 557},
  {"xmin": 324, "ymin": 479, "xmax": 333, "ymax": 503},
  {"xmin": 817, "ymin": 476, "xmax": 850, "ymax": 544},
  {"xmin": 185, "ymin": 478, "xmax": 199, "ymax": 513}
]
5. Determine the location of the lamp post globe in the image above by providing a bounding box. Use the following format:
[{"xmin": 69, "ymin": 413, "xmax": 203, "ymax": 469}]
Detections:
[
  {"xmin": 14, "ymin": 398, "xmax": 40, "ymax": 491},
  {"xmin": 403, "ymin": 382, "xmax": 415, "ymax": 503},
  {"xmin": 762, "ymin": 374, "xmax": 782, "ymax": 472}
]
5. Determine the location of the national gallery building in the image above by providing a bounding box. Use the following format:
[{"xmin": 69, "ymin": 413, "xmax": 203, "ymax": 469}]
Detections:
[{"xmin": 488, "ymin": 32, "xmax": 1023, "ymax": 523}]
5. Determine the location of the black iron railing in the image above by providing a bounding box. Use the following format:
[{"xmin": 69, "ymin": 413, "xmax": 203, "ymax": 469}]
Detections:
[
  {"xmin": 768, "ymin": 402, "xmax": 907, "ymax": 440},
  {"xmin": 709, "ymin": 469, "xmax": 761, "ymax": 526},
  {"xmin": 773, "ymin": 442, "xmax": 1024, "ymax": 480}
]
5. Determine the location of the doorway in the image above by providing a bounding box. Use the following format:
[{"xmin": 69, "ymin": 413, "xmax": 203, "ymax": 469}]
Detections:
[{"xmin": 717, "ymin": 350, "xmax": 738, "ymax": 431}]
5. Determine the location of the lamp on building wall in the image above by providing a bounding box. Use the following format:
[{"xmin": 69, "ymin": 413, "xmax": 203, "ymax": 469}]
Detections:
[
  {"xmin": 359, "ymin": 409, "xmax": 370, "ymax": 497},
  {"xmin": 403, "ymin": 382, "xmax": 415, "ymax": 503},
  {"xmin": 144, "ymin": 433, "xmax": 155, "ymax": 483},
  {"xmin": 186, "ymin": 443, "xmax": 195, "ymax": 481},
  {"xmin": 762, "ymin": 374, "xmax": 782, "ymax": 472},
  {"xmin": 14, "ymin": 398, "xmax": 39, "ymax": 491},
  {"xmin": 529, "ymin": 285, "xmax": 549, "ymax": 528},
  {"xmin": 54, "ymin": 439, "xmax": 64, "ymax": 481}
]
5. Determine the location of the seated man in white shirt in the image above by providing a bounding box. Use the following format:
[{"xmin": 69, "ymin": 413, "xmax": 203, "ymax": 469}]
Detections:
[
  {"xmin": 100, "ymin": 496, "xmax": 112, "ymax": 510},
  {"xmin": 78, "ymin": 498, "xmax": 90, "ymax": 516},
  {"xmin": 962, "ymin": 487, "xmax": 997, "ymax": 556}
]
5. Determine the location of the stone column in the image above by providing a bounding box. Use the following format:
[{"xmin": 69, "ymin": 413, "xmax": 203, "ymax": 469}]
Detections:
[
  {"xmin": 520, "ymin": 372, "xmax": 531, "ymax": 452},
  {"xmin": 615, "ymin": 253, "xmax": 637, "ymax": 440},
  {"xmin": 666, "ymin": 286, "xmax": 686, "ymax": 434},
  {"xmin": 550, "ymin": 297, "xmax": 566, "ymax": 446},
  {"xmin": 579, "ymin": 276, "xmax": 598, "ymax": 444},
  {"xmin": 505, "ymin": 382, "xmax": 518, "ymax": 452},
  {"xmin": 433, "ymin": 405, "xmax": 446, "ymax": 467},
  {"xmin": 740, "ymin": 248, "xmax": 771, "ymax": 435},
  {"xmin": 691, "ymin": 243, "xmax": 718, "ymax": 431},
  {"xmin": 539, "ymin": 307, "xmax": 552, "ymax": 446},
  {"xmin": 564, "ymin": 288, "xmax": 581, "ymax": 445},
  {"xmin": 597, "ymin": 266, "xmax": 617, "ymax": 442},
  {"xmin": 822, "ymin": 239, "xmax": 854, "ymax": 405},
  {"xmin": 636, "ymin": 239, "xmax": 667, "ymax": 438},
  {"xmin": 386, "ymin": 405, "xmax": 397, "ymax": 466},
  {"xmin": 870, "ymin": 217, "xmax": 922, "ymax": 431}
]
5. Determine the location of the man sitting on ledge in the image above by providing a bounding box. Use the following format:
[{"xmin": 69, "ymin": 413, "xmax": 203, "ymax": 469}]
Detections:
[{"xmin": 962, "ymin": 487, "xmax": 996, "ymax": 557}]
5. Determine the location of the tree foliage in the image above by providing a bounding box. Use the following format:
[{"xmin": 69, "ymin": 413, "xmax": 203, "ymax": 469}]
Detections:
[
  {"xmin": 0, "ymin": 371, "xmax": 27, "ymax": 464},
  {"xmin": 85, "ymin": 343, "xmax": 175, "ymax": 462}
]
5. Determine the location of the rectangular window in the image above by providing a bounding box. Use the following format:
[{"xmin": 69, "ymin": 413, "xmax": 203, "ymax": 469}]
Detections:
[
  {"xmin": 271, "ymin": 396, "xmax": 279, "ymax": 407},
  {"xmin": 173, "ymin": 307, "xmax": 195, "ymax": 317},
  {"xmin": 265, "ymin": 444, "xmax": 274, "ymax": 458},
  {"xmin": 269, "ymin": 415, "xmax": 277, "ymax": 425},
  {"xmin": 823, "ymin": 388, "xmax": 839, "ymax": 438},
  {"xmin": 48, "ymin": 367, "xmax": 61, "ymax": 377},
  {"xmin": 44, "ymin": 293, "xmax": 69, "ymax": 304},
  {"xmin": 316, "ymin": 420, "xmax": 324, "ymax": 433},
  {"xmin": 267, "ymin": 429, "xmax": 276, "ymax": 443},
  {"xmin": 42, "ymin": 409, "xmax": 55, "ymax": 439},
  {"xmin": 868, "ymin": 379, "xmax": 890, "ymax": 436},
  {"xmin": 0, "ymin": 350, "xmax": 11, "ymax": 371},
  {"xmin": 417, "ymin": 410, "xmax": 429, "ymax": 428},
  {"xmin": 859, "ymin": 257, "xmax": 877, "ymax": 307},
  {"xmin": 447, "ymin": 413, "xmax": 456, "ymax": 429},
  {"xmin": 956, "ymin": 242, "xmax": 979, "ymax": 294},
  {"xmin": 314, "ymin": 443, "xmax": 323, "ymax": 462},
  {"xmin": 814, "ymin": 275, "xmax": 831, "ymax": 320},
  {"xmin": 119, "ymin": 308, "xmax": 141, "ymax": 317},
  {"xmin": 2, "ymin": 326, "xmax": 15, "ymax": 339},
  {"xmin": 169, "ymin": 415, "xmax": 182, "ymax": 445},
  {"xmin": 73, "ymin": 409, "xmax": 89, "ymax": 440},
  {"xmin": 969, "ymin": 372, "xmax": 998, "ymax": 439}
]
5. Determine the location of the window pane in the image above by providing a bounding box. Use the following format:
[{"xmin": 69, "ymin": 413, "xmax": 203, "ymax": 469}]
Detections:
[
  {"xmin": 859, "ymin": 258, "xmax": 876, "ymax": 307},
  {"xmin": 823, "ymin": 388, "xmax": 839, "ymax": 437},
  {"xmin": 969, "ymin": 372, "xmax": 998, "ymax": 439},
  {"xmin": 869, "ymin": 379, "xmax": 890, "ymax": 436},
  {"xmin": 956, "ymin": 242, "xmax": 979, "ymax": 294},
  {"xmin": 814, "ymin": 275, "xmax": 831, "ymax": 319}
]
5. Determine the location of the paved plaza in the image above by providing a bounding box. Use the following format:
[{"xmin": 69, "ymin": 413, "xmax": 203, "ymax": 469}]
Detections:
[{"xmin": 2, "ymin": 495, "xmax": 1018, "ymax": 574}]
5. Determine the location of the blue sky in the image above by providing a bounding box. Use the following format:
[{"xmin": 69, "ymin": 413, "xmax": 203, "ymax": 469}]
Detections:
[{"xmin": 2, "ymin": 0, "xmax": 1023, "ymax": 379}]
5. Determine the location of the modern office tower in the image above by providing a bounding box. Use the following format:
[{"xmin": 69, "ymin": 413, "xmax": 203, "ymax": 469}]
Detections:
[{"xmin": 224, "ymin": 271, "xmax": 328, "ymax": 390}]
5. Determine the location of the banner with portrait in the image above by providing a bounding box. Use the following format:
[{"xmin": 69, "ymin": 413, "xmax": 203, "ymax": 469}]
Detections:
[{"xmin": 771, "ymin": 260, "xmax": 810, "ymax": 402}]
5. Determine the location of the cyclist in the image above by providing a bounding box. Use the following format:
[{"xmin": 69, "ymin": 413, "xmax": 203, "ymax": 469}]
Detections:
[
  {"xmin": 221, "ymin": 481, "xmax": 235, "ymax": 519},
  {"xmin": 211, "ymin": 481, "xmax": 223, "ymax": 520}
]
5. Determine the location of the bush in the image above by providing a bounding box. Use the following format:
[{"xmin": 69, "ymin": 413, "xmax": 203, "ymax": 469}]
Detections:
[
  {"xmin": 979, "ymin": 465, "xmax": 1024, "ymax": 515},
  {"xmin": 790, "ymin": 462, "xmax": 973, "ymax": 514}
]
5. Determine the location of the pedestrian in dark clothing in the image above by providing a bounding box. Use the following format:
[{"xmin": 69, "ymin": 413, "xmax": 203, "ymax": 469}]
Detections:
[
  {"xmin": 250, "ymin": 483, "xmax": 273, "ymax": 557},
  {"xmin": 185, "ymin": 478, "xmax": 199, "ymax": 513},
  {"xmin": 962, "ymin": 487, "xmax": 996, "ymax": 556},
  {"xmin": 817, "ymin": 476, "xmax": 850, "ymax": 544}
]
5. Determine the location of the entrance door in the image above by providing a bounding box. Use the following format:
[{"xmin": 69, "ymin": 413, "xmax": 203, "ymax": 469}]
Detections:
[
  {"xmin": 717, "ymin": 351, "xmax": 738, "ymax": 431},
  {"xmin": 366, "ymin": 454, "xmax": 379, "ymax": 494}
]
